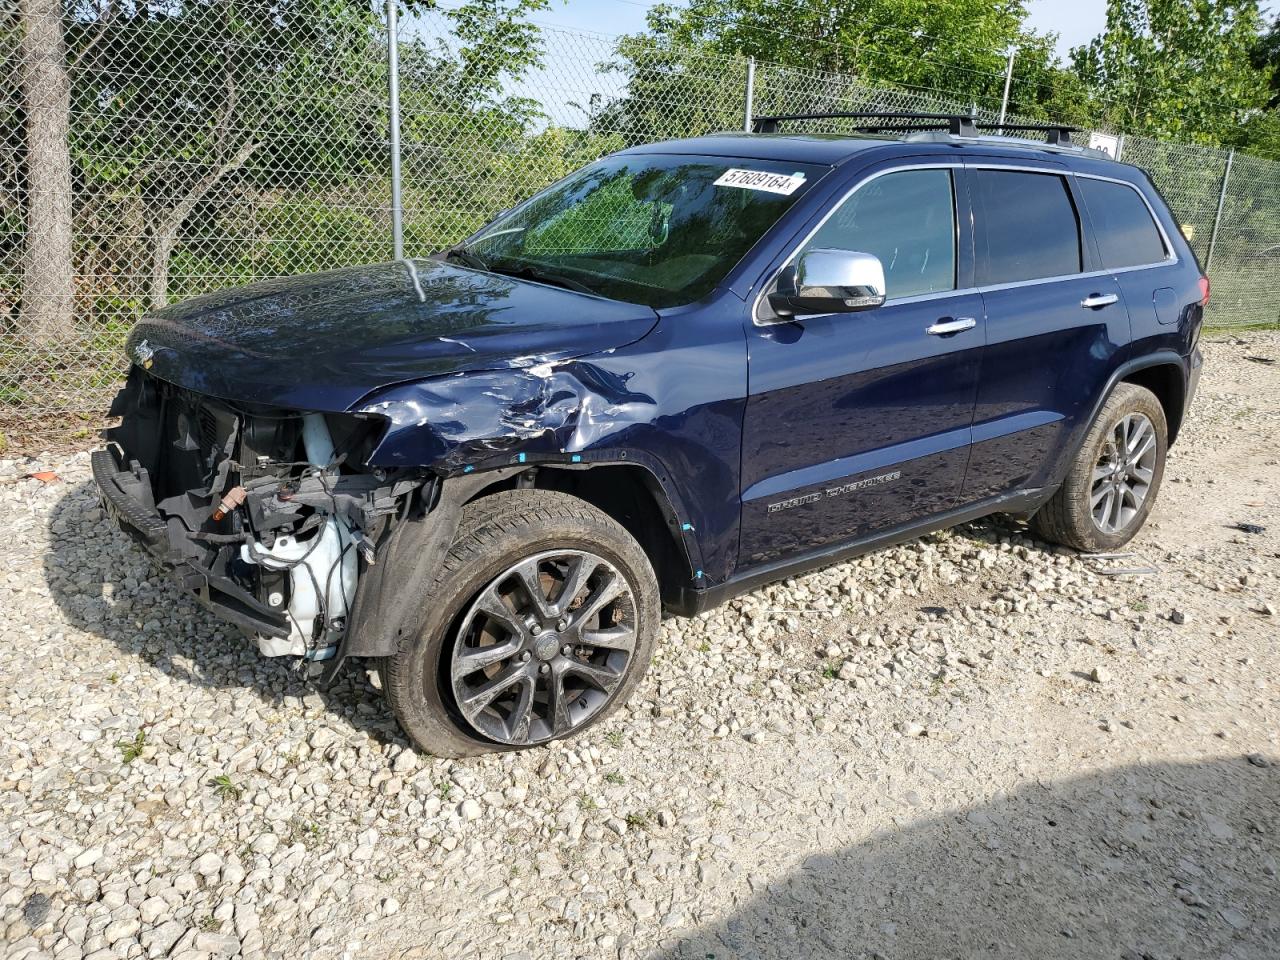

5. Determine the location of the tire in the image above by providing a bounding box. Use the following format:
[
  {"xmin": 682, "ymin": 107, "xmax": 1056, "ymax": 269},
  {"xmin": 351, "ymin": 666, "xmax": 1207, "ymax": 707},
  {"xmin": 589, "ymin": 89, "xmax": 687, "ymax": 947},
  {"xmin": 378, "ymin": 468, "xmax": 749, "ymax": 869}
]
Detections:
[
  {"xmin": 381, "ymin": 489, "xmax": 660, "ymax": 757},
  {"xmin": 1031, "ymin": 382, "xmax": 1167, "ymax": 553}
]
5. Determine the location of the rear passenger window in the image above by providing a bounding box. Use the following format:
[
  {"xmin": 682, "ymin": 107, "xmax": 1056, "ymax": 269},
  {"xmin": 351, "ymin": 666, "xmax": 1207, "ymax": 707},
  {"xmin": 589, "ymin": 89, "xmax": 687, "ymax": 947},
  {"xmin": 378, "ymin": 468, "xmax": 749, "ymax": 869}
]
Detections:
[
  {"xmin": 1079, "ymin": 178, "xmax": 1168, "ymax": 269},
  {"xmin": 804, "ymin": 169, "xmax": 956, "ymax": 299},
  {"xmin": 975, "ymin": 170, "xmax": 1081, "ymax": 285}
]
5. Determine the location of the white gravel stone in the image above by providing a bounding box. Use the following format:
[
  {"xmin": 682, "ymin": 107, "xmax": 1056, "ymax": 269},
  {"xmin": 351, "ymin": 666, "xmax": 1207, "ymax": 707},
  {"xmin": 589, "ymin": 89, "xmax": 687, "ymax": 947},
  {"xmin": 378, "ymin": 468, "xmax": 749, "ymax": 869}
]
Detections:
[
  {"xmin": 193, "ymin": 931, "xmax": 240, "ymax": 956},
  {"xmin": 141, "ymin": 921, "xmax": 185, "ymax": 958},
  {"xmin": 138, "ymin": 897, "xmax": 167, "ymax": 925},
  {"xmin": 103, "ymin": 918, "xmax": 139, "ymax": 944},
  {"xmin": 192, "ymin": 853, "xmax": 222, "ymax": 877}
]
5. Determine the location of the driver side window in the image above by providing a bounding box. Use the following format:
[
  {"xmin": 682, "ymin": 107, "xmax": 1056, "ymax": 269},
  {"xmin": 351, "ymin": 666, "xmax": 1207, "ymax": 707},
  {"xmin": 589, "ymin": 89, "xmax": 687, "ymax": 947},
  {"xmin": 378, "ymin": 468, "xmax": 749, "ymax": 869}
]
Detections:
[{"xmin": 803, "ymin": 168, "xmax": 957, "ymax": 300}]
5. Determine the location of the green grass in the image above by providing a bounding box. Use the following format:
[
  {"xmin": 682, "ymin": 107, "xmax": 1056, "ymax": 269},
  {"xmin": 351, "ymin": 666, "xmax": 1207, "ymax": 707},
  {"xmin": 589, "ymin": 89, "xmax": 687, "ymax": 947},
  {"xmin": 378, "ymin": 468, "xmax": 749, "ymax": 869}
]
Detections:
[
  {"xmin": 1204, "ymin": 320, "xmax": 1280, "ymax": 332},
  {"xmin": 288, "ymin": 819, "xmax": 325, "ymax": 849},
  {"xmin": 625, "ymin": 809, "xmax": 653, "ymax": 829},
  {"xmin": 116, "ymin": 729, "xmax": 146, "ymax": 764},
  {"xmin": 210, "ymin": 774, "xmax": 243, "ymax": 802}
]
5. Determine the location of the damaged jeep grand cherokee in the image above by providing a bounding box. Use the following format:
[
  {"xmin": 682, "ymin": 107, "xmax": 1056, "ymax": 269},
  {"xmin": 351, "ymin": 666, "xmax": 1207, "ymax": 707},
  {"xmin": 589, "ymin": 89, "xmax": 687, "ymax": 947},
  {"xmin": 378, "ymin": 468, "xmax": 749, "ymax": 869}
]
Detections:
[{"xmin": 96, "ymin": 116, "xmax": 1205, "ymax": 756}]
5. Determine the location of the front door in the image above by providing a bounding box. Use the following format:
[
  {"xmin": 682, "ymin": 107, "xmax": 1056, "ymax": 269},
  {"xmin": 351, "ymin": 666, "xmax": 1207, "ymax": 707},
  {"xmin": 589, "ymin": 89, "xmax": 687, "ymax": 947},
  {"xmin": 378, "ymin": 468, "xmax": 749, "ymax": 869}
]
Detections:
[{"xmin": 739, "ymin": 164, "xmax": 983, "ymax": 568}]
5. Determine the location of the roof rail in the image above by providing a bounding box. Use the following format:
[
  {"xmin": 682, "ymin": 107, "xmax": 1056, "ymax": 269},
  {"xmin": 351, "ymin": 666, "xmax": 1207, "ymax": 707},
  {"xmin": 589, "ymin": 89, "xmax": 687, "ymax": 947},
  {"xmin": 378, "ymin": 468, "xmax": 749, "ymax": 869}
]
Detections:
[
  {"xmin": 749, "ymin": 110, "xmax": 1085, "ymax": 149},
  {"xmin": 751, "ymin": 111, "xmax": 982, "ymax": 137}
]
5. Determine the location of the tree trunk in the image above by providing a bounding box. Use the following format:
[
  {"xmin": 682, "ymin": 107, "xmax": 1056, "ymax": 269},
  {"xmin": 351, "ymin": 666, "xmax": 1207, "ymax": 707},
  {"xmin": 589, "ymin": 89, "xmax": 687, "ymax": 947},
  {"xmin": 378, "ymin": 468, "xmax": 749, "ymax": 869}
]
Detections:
[
  {"xmin": 19, "ymin": 0, "xmax": 75, "ymax": 345},
  {"xmin": 148, "ymin": 139, "xmax": 260, "ymax": 309}
]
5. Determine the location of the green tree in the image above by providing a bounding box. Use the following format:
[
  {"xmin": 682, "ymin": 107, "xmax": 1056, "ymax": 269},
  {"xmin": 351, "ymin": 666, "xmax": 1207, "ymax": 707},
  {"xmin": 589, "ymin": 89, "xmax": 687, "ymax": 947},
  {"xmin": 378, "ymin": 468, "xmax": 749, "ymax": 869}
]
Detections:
[
  {"xmin": 58, "ymin": 0, "xmax": 553, "ymax": 309},
  {"xmin": 1254, "ymin": 11, "xmax": 1280, "ymax": 107},
  {"xmin": 606, "ymin": 0, "xmax": 1086, "ymax": 125},
  {"xmin": 1070, "ymin": 0, "xmax": 1273, "ymax": 144},
  {"xmin": 1234, "ymin": 13, "xmax": 1280, "ymax": 158},
  {"xmin": 587, "ymin": 22, "xmax": 750, "ymax": 147}
]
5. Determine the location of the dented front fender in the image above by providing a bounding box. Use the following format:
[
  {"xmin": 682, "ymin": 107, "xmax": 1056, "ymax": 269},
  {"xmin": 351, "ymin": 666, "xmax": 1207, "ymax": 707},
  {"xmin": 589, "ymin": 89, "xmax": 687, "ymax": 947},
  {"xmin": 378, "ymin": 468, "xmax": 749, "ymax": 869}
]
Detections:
[
  {"xmin": 357, "ymin": 359, "xmax": 659, "ymax": 473},
  {"xmin": 348, "ymin": 306, "xmax": 748, "ymax": 586}
]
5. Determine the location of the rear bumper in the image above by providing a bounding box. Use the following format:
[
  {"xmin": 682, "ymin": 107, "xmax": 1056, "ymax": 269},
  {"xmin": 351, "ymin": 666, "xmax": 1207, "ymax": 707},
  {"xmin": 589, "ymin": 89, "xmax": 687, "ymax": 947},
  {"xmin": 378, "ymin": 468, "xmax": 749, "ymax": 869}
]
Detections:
[
  {"xmin": 92, "ymin": 446, "xmax": 290, "ymax": 638},
  {"xmin": 1186, "ymin": 346, "xmax": 1203, "ymax": 412}
]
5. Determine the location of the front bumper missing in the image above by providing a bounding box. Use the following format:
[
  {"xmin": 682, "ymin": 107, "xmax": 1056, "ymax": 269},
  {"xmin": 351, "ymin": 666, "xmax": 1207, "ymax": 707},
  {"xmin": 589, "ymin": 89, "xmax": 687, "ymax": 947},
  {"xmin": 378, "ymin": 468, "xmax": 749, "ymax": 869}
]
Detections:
[{"xmin": 92, "ymin": 445, "xmax": 291, "ymax": 639}]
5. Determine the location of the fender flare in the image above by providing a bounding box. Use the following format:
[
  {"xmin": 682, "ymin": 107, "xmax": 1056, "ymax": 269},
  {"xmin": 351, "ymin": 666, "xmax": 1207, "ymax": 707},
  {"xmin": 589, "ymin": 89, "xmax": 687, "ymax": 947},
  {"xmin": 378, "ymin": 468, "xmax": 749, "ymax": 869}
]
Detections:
[
  {"xmin": 1042, "ymin": 350, "xmax": 1188, "ymax": 498},
  {"xmin": 323, "ymin": 467, "xmax": 522, "ymax": 675},
  {"xmin": 329, "ymin": 452, "xmax": 707, "ymax": 673}
]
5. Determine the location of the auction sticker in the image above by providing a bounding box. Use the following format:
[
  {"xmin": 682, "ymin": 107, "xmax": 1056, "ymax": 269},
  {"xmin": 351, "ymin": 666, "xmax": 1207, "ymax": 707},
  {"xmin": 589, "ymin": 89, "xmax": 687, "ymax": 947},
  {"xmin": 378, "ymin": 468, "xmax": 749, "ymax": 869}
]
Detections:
[{"xmin": 714, "ymin": 168, "xmax": 806, "ymax": 195}]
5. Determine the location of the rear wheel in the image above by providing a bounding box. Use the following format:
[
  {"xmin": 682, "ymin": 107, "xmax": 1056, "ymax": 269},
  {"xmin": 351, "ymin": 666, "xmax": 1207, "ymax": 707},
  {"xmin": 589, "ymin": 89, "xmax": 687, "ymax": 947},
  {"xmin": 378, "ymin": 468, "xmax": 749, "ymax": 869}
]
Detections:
[
  {"xmin": 1031, "ymin": 383, "xmax": 1167, "ymax": 552},
  {"xmin": 381, "ymin": 489, "xmax": 659, "ymax": 757}
]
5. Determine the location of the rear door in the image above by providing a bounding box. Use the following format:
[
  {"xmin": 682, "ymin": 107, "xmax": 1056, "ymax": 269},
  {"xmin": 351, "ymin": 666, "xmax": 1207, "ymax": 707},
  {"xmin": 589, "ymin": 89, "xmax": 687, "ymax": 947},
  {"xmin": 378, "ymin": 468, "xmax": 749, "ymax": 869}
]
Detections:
[
  {"xmin": 961, "ymin": 162, "xmax": 1130, "ymax": 502},
  {"xmin": 1074, "ymin": 174, "xmax": 1183, "ymax": 337},
  {"xmin": 738, "ymin": 162, "xmax": 984, "ymax": 568}
]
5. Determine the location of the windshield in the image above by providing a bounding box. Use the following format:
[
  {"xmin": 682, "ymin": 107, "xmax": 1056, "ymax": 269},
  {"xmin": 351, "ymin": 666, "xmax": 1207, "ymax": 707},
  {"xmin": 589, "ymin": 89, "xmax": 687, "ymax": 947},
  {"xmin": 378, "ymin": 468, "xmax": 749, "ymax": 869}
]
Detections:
[{"xmin": 454, "ymin": 154, "xmax": 828, "ymax": 309}]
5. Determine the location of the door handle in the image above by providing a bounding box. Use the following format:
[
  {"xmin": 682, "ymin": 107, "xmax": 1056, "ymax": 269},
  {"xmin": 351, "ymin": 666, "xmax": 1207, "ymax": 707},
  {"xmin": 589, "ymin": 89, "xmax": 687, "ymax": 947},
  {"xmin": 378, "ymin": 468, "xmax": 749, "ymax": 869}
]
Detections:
[
  {"xmin": 1081, "ymin": 293, "xmax": 1119, "ymax": 309},
  {"xmin": 926, "ymin": 317, "xmax": 977, "ymax": 336}
]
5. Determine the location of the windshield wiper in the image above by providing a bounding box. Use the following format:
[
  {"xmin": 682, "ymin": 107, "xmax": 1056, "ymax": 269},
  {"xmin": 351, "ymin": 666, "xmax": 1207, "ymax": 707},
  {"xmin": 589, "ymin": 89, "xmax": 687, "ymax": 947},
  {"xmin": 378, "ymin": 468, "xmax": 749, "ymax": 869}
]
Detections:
[
  {"xmin": 444, "ymin": 247, "xmax": 597, "ymax": 297},
  {"xmin": 443, "ymin": 245, "xmax": 489, "ymax": 271},
  {"xmin": 490, "ymin": 263, "xmax": 597, "ymax": 296}
]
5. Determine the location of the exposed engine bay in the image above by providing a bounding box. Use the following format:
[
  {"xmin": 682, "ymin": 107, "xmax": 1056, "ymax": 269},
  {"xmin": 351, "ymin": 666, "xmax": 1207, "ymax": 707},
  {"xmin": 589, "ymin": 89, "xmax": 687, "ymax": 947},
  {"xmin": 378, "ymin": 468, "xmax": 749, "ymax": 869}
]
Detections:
[{"xmin": 94, "ymin": 367, "xmax": 430, "ymax": 664}]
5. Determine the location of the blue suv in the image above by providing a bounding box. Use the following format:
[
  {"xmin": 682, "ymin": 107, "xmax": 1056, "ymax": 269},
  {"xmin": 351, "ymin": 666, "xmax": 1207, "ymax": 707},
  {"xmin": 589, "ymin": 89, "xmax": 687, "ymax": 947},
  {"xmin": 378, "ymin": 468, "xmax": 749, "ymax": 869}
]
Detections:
[{"xmin": 94, "ymin": 113, "xmax": 1206, "ymax": 755}]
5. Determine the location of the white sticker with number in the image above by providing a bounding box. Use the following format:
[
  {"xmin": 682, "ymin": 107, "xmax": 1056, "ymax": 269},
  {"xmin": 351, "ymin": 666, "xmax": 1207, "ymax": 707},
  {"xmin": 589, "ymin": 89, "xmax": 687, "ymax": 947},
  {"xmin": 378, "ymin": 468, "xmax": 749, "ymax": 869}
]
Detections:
[{"xmin": 713, "ymin": 168, "xmax": 807, "ymax": 195}]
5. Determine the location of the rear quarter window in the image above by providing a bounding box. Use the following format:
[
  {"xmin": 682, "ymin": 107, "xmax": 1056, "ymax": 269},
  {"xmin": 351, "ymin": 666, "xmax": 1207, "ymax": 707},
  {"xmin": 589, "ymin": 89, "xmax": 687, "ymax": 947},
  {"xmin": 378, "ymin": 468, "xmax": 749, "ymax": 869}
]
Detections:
[{"xmin": 1078, "ymin": 178, "xmax": 1169, "ymax": 270}]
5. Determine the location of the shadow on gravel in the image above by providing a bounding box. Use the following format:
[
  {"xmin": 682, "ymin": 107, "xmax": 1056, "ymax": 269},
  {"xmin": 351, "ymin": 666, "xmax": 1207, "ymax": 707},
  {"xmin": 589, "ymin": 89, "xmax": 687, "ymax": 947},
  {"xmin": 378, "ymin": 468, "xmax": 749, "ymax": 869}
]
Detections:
[
  {"xmin": 42, "ymin": 480, "xmax": 404, "ymax": 746},
  {"xmin": 650, "ymin": 756, "xmax": 1280, "ymax": 960}
]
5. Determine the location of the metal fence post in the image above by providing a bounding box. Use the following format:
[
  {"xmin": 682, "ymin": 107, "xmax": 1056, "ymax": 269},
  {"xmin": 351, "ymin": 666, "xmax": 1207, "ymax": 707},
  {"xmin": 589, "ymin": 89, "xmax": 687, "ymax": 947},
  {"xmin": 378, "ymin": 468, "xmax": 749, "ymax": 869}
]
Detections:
[
  {"xmin": 386, "ymin": 0, "xmax": 405, "ymax": 260},
  {"xmin": 997, "ymin": 49, "xmax": 1014, "ymax": 130},
  {"xmin": 743, "ymin": 57, "xmax": 755, "ymax": 132},
  {"xmin": 1205, "ymin": 149, "xmax": 1234, "ymax": 274},
  {"xmin": 1114, "ymin": 133, "xmax": 1125, "ymax": 162}
]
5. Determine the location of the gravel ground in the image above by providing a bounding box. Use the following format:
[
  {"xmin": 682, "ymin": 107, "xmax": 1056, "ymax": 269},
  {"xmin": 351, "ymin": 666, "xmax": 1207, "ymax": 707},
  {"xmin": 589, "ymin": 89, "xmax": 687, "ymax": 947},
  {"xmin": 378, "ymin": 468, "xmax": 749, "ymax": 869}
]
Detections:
[{"xmin": 3, "ymin": 333, "xmax": 1279, "ymax": 960}]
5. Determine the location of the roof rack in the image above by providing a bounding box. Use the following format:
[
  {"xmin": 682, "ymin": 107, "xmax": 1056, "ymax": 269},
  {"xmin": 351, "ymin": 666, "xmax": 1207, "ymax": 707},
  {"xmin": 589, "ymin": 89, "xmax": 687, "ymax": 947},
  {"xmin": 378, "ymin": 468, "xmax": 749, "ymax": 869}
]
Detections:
[{"xmin": 749, "ymin": 110, "xmax": 1084, "ymax": 148}]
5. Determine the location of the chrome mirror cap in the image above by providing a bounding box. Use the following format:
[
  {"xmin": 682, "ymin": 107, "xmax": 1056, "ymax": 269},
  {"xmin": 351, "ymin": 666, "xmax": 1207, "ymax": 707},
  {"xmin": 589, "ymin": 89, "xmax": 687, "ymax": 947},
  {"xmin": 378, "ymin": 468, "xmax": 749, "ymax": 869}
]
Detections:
[{"xmin": 766, "ymin": 249, "xmax": 887, "ymax": 319}]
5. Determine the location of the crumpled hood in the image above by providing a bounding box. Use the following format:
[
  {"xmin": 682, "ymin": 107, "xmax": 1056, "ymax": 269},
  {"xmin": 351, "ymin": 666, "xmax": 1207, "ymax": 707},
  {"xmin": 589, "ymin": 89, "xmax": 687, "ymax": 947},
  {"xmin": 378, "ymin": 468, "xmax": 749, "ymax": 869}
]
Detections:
[{"xmin": 126, "ymin": 259, "xmax": 659, "ymax": 410}]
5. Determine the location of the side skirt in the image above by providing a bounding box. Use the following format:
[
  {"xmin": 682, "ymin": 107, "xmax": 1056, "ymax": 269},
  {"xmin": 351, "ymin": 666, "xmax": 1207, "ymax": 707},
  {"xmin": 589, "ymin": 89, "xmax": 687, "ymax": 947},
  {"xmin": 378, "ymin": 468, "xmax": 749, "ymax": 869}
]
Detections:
[{"xmin": 667, "ymin": 487, "xmax": 1051, "ymax": 618}]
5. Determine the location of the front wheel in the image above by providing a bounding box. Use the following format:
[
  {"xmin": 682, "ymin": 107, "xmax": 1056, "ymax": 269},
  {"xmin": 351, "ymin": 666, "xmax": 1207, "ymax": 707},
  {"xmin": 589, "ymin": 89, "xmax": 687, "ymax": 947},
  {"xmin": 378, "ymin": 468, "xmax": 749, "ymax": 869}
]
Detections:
[
  {"xmin": 1031, "ymin": 382, "xmax": 1168, "ymax": 552},
  {"xmin": 381, "ymin": 489, "xmax": 660, "ymax": 757}
]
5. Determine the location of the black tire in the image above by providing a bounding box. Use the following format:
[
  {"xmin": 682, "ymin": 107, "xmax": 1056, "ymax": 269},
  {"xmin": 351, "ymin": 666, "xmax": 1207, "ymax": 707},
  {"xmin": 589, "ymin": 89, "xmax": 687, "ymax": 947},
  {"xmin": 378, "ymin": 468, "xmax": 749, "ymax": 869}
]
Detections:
[
  {"xmin": 381, "ymin": 489, "xmax": 660, "ymax": 757},
  {"xmin": 1031, "ymin": 382, "xmax": 1167, "ymax": 552}
]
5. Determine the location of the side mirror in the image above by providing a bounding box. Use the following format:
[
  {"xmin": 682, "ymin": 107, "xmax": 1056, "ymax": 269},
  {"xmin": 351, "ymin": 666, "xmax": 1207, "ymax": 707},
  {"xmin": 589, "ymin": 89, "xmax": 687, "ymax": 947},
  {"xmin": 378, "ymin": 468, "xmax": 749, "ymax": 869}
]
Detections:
[{"xmin": 767, "ymin": 249, "xmax": 886, "ymax": 318}]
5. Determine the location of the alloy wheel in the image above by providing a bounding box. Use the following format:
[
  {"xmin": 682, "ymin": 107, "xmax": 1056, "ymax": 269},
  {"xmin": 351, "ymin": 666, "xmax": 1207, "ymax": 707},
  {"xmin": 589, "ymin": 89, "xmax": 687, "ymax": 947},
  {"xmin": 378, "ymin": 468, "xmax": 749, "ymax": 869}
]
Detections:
[
  {"xmin": 449, "ymin": 549, "xmax": 637, "ymax": 745},
  {"xmin": 1090, "ymin": 412, "xmax": 1157, "ymax": 535}
]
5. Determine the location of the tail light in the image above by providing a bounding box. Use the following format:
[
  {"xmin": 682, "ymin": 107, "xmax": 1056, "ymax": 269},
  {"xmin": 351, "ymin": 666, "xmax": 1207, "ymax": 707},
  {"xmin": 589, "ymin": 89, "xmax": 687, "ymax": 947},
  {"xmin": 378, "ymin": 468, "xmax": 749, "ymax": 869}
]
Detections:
[{"xmin": 1198, "ymin": 275, "xmax": 1210, "ymax": 306}]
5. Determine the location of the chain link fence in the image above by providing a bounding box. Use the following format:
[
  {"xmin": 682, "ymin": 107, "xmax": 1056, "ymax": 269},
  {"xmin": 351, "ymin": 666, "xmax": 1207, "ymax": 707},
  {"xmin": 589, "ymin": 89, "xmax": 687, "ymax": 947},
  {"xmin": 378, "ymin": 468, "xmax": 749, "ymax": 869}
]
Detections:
[{"xmin": 2, "ymin": 4, "xmax": 1279, "ymax": 421}]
